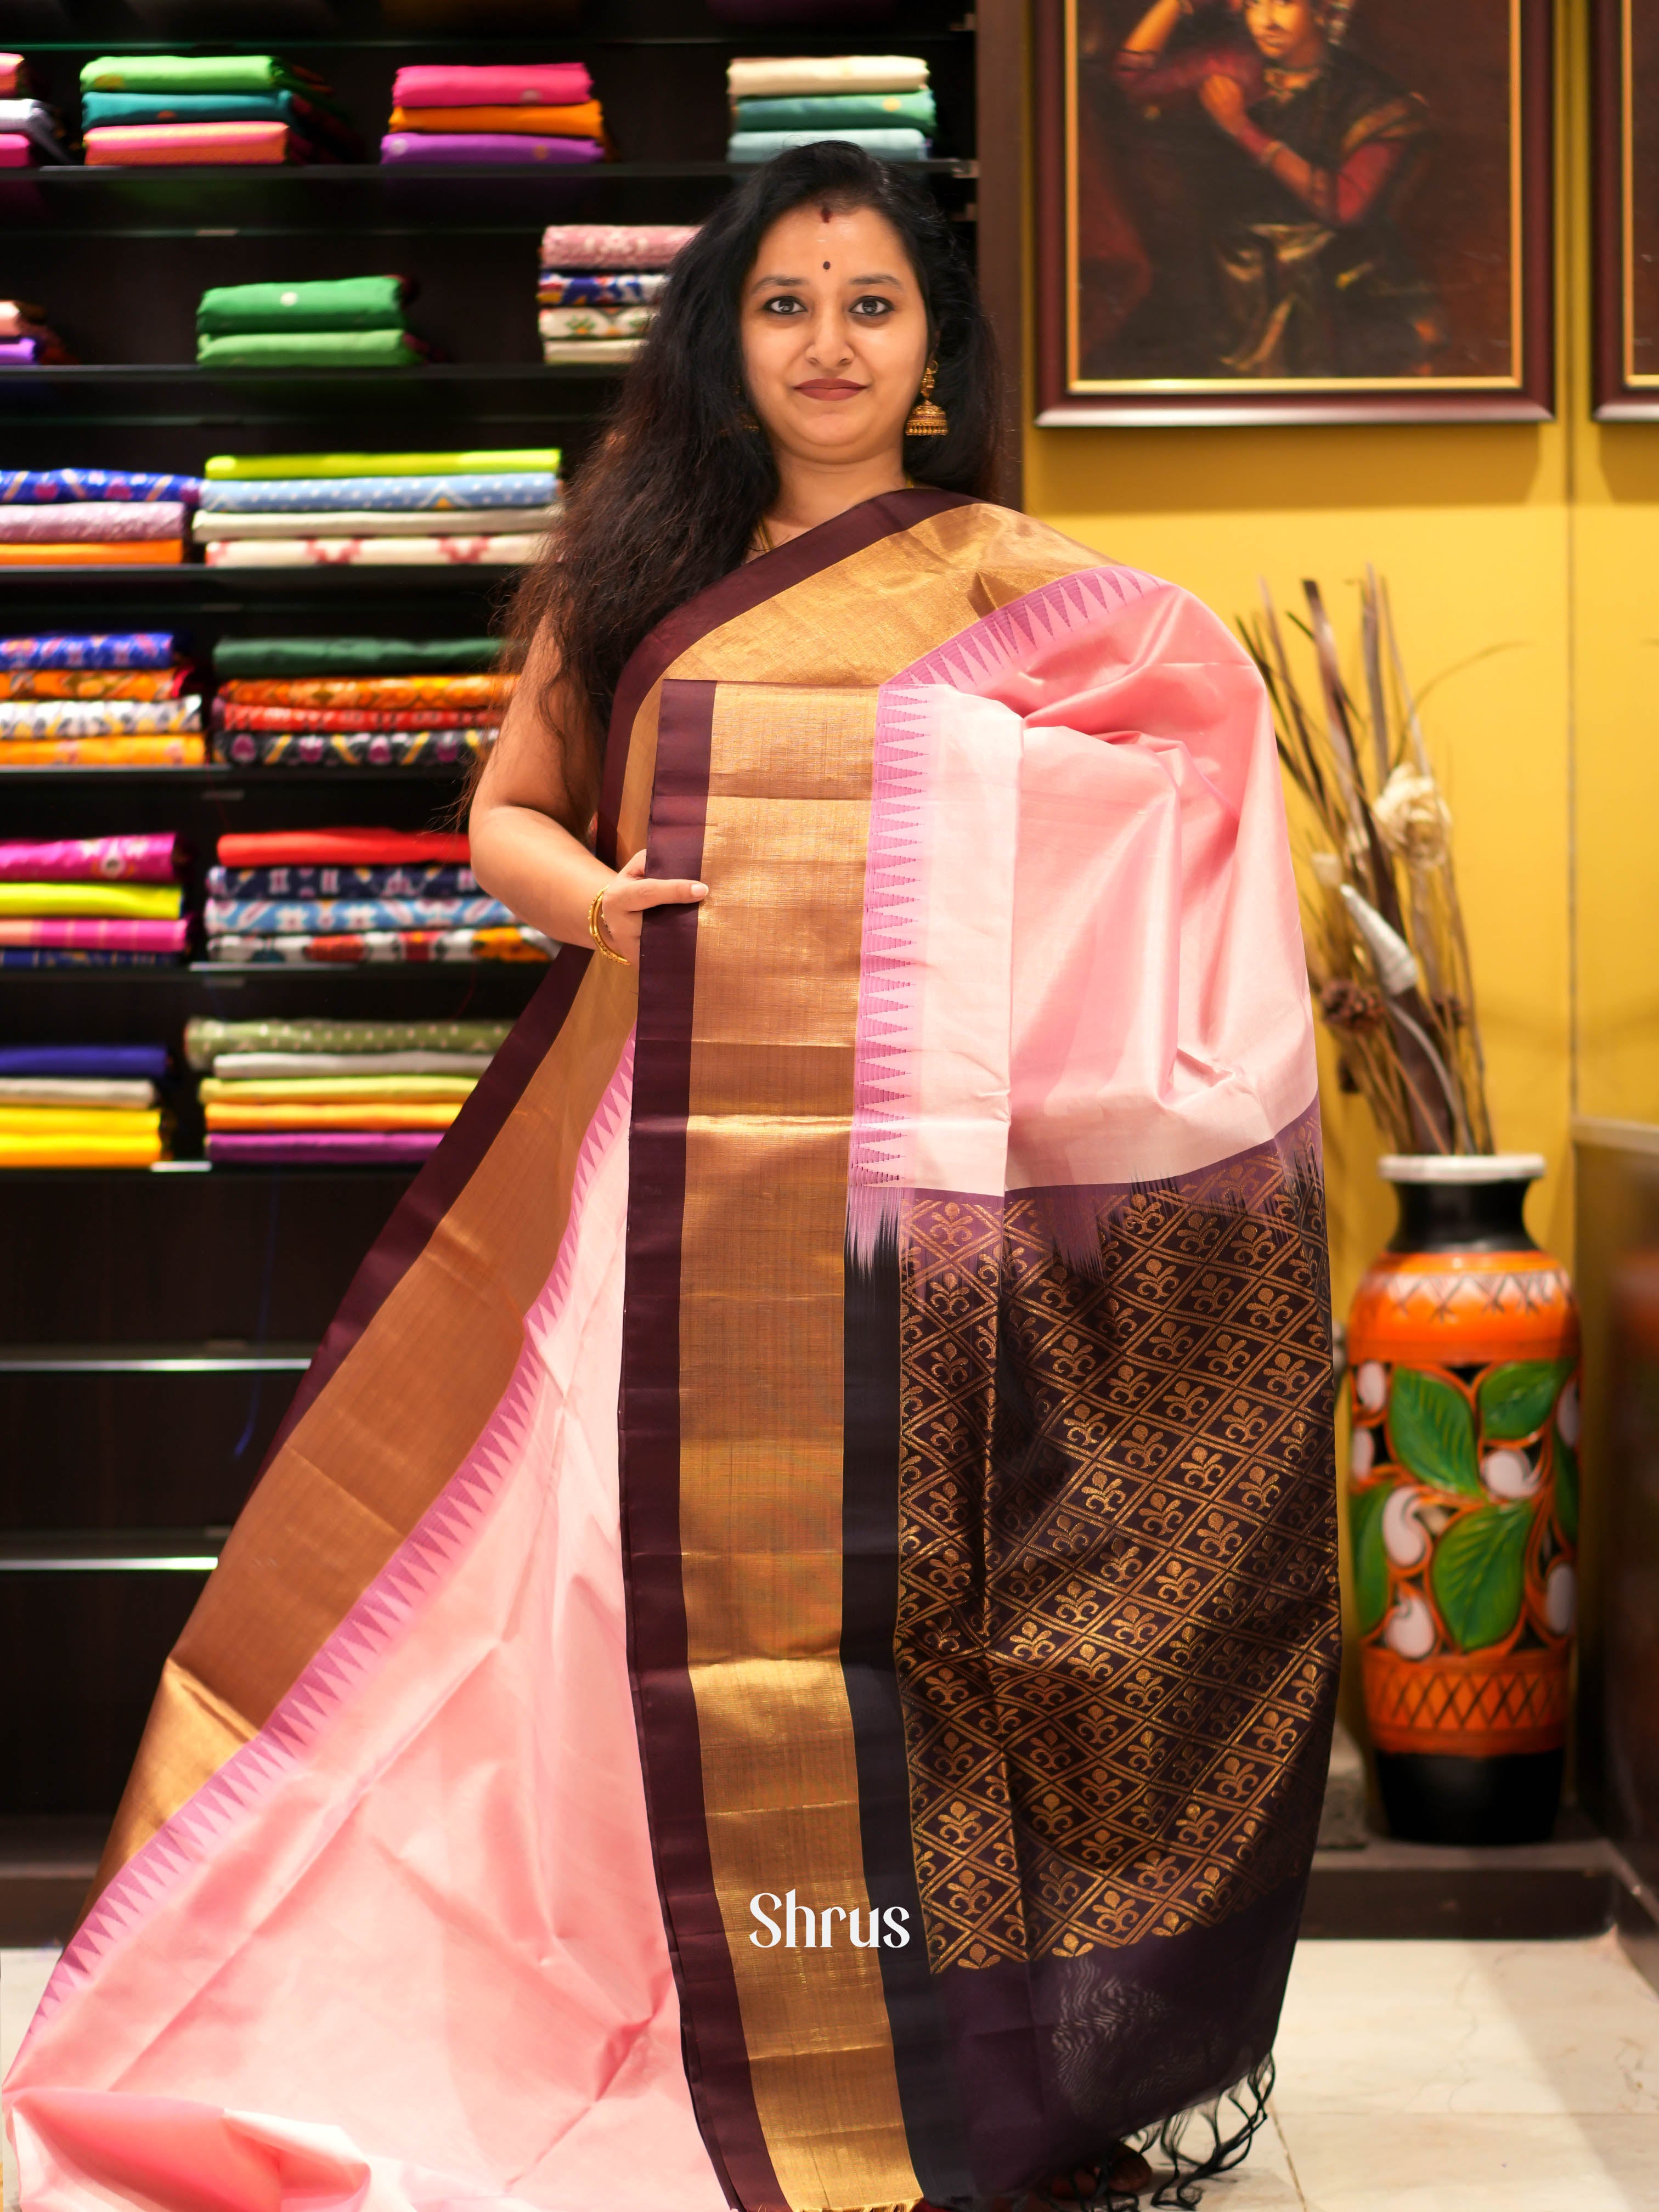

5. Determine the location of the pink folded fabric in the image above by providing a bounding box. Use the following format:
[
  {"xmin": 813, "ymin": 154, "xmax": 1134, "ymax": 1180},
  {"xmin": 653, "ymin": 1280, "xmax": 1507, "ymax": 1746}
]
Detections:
[
  {"xmin": 0, "ymin": 503, "xmax": 185, "ymax": 544},
  {"xmin": 0, "ymin": 918, "xmax": 189, "ymax": 952},
  {"xmin": 84, "ymin": 121, "xmax": 302, "ymax": 167},
  {"xmin": 0, "ymin": 134, "xmax": 35, "ymax": 168},
  {"xmin": 0, "ymin": 834, "xmax": 183, "ymax": 884},
  {"xmin": 391, "ymin": 63, "xmax": 591, "ymax": 108},
  {"xmin": 539, "ymin": 223, "xmax": 699, "ymax": 269}
]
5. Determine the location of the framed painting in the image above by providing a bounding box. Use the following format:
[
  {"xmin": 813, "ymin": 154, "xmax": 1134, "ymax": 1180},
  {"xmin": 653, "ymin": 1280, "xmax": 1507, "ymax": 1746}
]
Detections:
[
  {"xmin": 1593, "ymin": 0, "xmax": 1659, "ymax": 415},
  {"xmin": 1035, "ymin": 0, "xmax": 1555, "ymax": 426}
]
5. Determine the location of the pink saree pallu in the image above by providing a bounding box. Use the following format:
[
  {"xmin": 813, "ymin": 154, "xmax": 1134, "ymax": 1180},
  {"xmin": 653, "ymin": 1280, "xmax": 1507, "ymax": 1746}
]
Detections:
[{"xmin": 5, "ymin": 492, "xmax": 1338, "ymax": 2211}]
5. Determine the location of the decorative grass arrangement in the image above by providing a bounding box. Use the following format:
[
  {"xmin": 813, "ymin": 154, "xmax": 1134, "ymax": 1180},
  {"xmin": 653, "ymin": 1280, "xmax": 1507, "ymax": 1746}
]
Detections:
[{"xmin": 1240, "ymin": 571, "xmax": 1494, "ymax": 1156}]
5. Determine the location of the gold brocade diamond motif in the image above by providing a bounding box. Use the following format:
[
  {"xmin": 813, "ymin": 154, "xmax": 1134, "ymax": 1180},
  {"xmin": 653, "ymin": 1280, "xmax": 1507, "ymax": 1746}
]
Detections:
[{"xmin": 895, "ymin": 1146, "xmax": 1340, "ymax": 1972}]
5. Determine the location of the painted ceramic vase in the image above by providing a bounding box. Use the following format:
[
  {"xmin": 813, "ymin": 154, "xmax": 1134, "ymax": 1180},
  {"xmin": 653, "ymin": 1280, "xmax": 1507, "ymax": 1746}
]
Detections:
[{"xmin": 1347, "ymin": 1154, "xmax": 1579, "ymax": 1844}]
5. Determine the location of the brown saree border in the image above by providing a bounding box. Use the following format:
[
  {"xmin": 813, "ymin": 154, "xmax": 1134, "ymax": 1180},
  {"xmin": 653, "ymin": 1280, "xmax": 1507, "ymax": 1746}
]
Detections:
[
  {"xmin": 620, "ymin": 676, "xmax": 783, "ymax": 2212},
  {"xmin": 597, "ymin": 488, "xmax": 973, "ymax": 866},
  {"xmin": 266, "ymin": 950, "xmax": 594, "ymax": 1463}
]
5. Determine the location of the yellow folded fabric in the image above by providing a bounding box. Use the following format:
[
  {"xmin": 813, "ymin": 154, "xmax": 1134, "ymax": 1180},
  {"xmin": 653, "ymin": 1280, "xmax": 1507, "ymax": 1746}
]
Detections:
[
  {"xmin": 0, "ymin": 1107, "xmax": 162, "ymax": 1138},
  {"xmin": 0, "ymin": 882, "xmax": 183, "ymax": 920},
  {"xmin": 387, "ymin": 101, "xmax": 603, "ymax": 136},
  {"xmin": 198, "ymin": 1075, "xmax": 477, "ymax": 1104},
  {"xmin": 0, "ymin": 1136, "xmax": 163, "ymax": 1167},
  {"xmin": 204, "ymin": 1100, "xmax": 462, "ymax": 1131},
  {"xmin": 0, "ymin": 737, "xmax": 206, "ymax": 766}
]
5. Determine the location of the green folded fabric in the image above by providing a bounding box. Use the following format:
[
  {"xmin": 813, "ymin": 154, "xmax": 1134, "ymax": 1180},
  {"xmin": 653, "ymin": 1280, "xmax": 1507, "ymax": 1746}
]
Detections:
[
  {"xmin": 198, "ymin": 278, "xmax": 410, "ymax": 337},
  {"xmin": 198, "ymin": 330, "xmax": 420, "ymax": 370},
  {"xmin": 214, "ymin": 636, "xmax": 501, "ymax": 676},
  {"xmin": 205, "ymin": 448, "xmax": 560, "ymax": 479},
  {"xmin": 733, "ymin": 90, "xmax": 936, "ymax": 132},
  {"xmin": 80, "ymin": 54, "xmax": 318, "ymax": 97}
]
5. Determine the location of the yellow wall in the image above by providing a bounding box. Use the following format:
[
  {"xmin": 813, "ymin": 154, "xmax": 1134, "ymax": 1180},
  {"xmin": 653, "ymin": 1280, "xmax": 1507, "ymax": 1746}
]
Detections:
[
  {"xmin": 1019, "ymin": 1, "xmax": 1637, "ymax": 1312},
  {"xmin": 1016, "ymin": 1, "xmax": 1659, "ymax": 1731}
]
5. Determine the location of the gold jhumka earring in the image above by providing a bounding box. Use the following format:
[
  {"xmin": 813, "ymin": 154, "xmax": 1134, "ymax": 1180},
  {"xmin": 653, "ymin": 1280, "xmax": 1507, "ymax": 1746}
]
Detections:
[{"xmin": 905, "ymin": 358, "xmax": 948, "ymax": 437}]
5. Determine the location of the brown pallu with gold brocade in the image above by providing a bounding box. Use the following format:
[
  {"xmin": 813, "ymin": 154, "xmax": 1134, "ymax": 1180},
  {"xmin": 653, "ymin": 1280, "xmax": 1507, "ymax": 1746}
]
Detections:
[{"xmin": 7, "ymin": 492, "xmax": 1336, "ymax": 2212}]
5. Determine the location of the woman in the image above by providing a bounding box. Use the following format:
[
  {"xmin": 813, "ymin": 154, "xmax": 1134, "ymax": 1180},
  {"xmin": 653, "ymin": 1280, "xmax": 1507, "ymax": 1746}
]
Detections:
[
  {"xmin": 5, "ymin": 146, "xmax": 1338, "ymax": 2211},
  {"xmin": 1102, "ymin": 0, "xmax": 1441, "ymax": 378}
]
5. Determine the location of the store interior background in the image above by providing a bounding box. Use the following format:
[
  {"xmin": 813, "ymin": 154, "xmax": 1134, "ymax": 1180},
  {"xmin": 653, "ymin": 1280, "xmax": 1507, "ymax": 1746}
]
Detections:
[{"xmin": 1022, "ymin": 0, "xmax": 1655, "ymax": 1757}]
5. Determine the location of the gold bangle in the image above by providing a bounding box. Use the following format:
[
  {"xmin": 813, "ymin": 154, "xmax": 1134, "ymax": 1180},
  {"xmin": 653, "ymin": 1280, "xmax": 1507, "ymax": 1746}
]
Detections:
[{"xmin": 588, "ymin": 887, "xmax": 630, "ymax": 966}]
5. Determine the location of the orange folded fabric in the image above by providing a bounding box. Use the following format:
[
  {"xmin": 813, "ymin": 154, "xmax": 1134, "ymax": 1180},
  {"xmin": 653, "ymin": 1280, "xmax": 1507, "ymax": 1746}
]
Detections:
[
  {"xmin": 0, "ymin": 736, "xmax": 206, "ymax": 765},
  {"xmin": 0, "ymin": 541, "xmax": 183, "ymax": 565},
  {"xmin": 386, "ymin": 101, "xmax": 603, "ymax": 137},
  {"xmin": 204, "ymin": 1099, "xmax": 463, "ymax": 1131},
  {"xmin": 84, "ymin": 121, "xmax": 297, "ymax": 167}
]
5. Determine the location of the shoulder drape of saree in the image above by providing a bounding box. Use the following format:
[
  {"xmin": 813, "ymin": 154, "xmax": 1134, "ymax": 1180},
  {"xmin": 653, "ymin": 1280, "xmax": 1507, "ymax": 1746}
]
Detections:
[{"xmin": 5, "ymin": 492, "xmax": 1336, "ymax": 2212}]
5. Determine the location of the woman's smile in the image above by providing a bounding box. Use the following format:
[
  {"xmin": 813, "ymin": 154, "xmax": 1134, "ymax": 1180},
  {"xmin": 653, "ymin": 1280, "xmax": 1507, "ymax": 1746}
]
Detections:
[{"xmin": 794, "ymin": 378, "xmax": 868, "ymax": 399}]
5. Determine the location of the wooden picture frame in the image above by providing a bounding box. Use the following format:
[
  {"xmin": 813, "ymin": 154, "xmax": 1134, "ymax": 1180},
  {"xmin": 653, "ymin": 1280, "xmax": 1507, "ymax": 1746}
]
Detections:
[
  {"xmin": 1035, "ymin": 0, "xmax": 1555, "ymax": 427},
  {"xmin": 1593, "ymin": 0, "xmax": 1659, "ymax": 416}
]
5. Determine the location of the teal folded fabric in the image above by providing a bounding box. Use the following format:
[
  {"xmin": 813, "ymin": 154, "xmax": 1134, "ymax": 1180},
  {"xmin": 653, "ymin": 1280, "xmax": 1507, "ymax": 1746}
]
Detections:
[
  {"xmin": 198, "ymin": 278, "xmax": 410, "ymax": 337},
  {"xmin": 727, "ymin": 127, "xmax": 930, "ymax": 163},
  {"xmin": 198, "ymin": 330, "xmax": 421, "ymax": 369},
  {"xmin": 733, "ymin": 91, "xmax": 936, "ymax": 132},
  {"xmin": 82, "ymin": 89, "xmax": 353, "ymax": 134},
  {"xmin": 80, "ymin": 55, "xmax": 318, "ymax": 97}
]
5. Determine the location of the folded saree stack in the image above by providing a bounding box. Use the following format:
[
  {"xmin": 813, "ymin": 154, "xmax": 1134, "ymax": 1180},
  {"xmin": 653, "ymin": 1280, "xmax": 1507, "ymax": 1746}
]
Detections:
[
  {"xmin": 0, "ymin": 473, "xmax": 200, "ymax": 567},
  {"xmin": 0, "ymin": 832, "xmax": 189, "ymax": 964},
  {"xmin": 204, "ymin": 826, "xmax": 549, "ymax": 967},
  {"xmin": 0, "ymin": 634, "xmax": 203, "ymax": 761},
  {"xmin": 538, "ymin": 225, "xmax": 696, "ymax": 364},
  {"xmin": 0, "ymin": 59, "xmax": 71, "ymax": 167},
  {"xmin": 187, "ymin": 1006, "xmax": 511, "ymax": 1167},
  {"xmin": 208, "ymin": 632, "xmax": 510, "ymax": 766},
  {"xmin": 196, "ymin": 277, "xmax": 432, "ymax": 373},
  {"xmin": 80, "ymin": 53, "xmax": 360, "ymax": 167},
  {"xmin": 382, "ymin": 61, "xmax": 607, "ymax": 168},
  {"xmin": 197, "ymin": 449, "xmax": 558, "ymax": 569},
  {"xmin": 0, "ymin": 300, "xmax": 72, "ymax": 366},
  {"xmin": 0, "ymin": 1042, "xmax": 172, "ymax": 1167},
  {"xmin": 726, "ymin": 54, "xmax": 934, "ymax": 162}
]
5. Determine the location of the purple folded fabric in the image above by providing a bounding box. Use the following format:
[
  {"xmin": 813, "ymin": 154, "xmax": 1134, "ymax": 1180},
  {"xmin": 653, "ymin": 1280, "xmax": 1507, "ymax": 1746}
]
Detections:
[
  {"xmin": 380, "ymin": 131, "xmax": 605, "ymax": 167},
  {"xmin": 0, "ymin": 833, "xmax": 182, "ymax": 884},
  {"xmin": 0, "ymin": 918, "xmax": 189, "ymax": 952},
  {"xmin": 0, "ymin": 1043, "xmax": 169, "ymax": 1079},
  {"xmin": 0, "ymin": 337, "xmax": 38, "ymax": 364},
  {"xmin": 207, "ymin": 1130, "xmax": 444, "ymax": 1164}
]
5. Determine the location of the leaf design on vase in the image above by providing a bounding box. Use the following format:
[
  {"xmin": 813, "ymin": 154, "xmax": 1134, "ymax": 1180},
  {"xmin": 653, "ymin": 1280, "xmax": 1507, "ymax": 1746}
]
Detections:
[
  {"xmin": 1476, "ymin": 1358, "xmax": 1575, "ymax": 1442},
  {"xmin": 1348, "ymin": 1477, "xmax": 1394, "ymax": 1635},
  {"xmin": 1429, "ymin": 1501, "xmax": 1533, "ymax": 1651},
  {"xmin": 1387, "ymin": 1368, "xmax": 1481, "ymax": 1497},
  {"xmin": 1554, "ymin": 1425, "xmax": 1579, "ymax": 1548}
]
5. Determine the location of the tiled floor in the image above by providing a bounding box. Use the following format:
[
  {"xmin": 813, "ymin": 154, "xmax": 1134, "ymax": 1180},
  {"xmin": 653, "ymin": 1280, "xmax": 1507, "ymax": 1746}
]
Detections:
[{"xmin": 3, "ymin": 1936, "xmax": 1656, "ymax": 2208}]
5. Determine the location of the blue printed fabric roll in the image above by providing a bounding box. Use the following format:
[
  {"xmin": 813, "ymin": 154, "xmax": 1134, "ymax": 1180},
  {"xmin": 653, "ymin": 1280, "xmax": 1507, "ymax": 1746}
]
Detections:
[
  {"xmin": 205, "ymin": 895, "xmax": 512, "ymax": 934},
  {"xmin": 0, "ymin": 471, "xmax": 202, "ymax": 506},
  {"xmin": 207, "ymin": 862, "xmax": 478, "ymax": 899},
  {"xmin": 537, "ymin": 273, "xmax": 669, "ymax": 306},
  {"xmin": 726, "ymin": 127, "xmax": 929, "ymax": 162},
  {"xmin": 200, "ymin": 471, "xmax": 558, "ymax": 514},
  {"xmin": 0, "ymin": 1042, "xmax": 170, "ymax": 1079},
  {"xmin": 0, "ymin": 950, "xmax": 176, "ymax": 969},
  {"xmin": 0, "ymin": 633, "xmax": 178, "ymax": 670}
]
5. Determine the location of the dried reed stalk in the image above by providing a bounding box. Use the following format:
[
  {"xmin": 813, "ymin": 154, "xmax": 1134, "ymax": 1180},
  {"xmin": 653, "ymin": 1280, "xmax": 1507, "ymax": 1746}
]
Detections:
[{"xmin": 1239, "ymin": 572, "xmax": 1494, "ymax": 1156}]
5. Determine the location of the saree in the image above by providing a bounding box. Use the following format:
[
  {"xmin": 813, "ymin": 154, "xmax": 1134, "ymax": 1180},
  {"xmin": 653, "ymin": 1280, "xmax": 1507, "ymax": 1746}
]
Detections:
[{"xmin": 4, "ymin": 492, "xmax": 1336, "ymax": 2211}]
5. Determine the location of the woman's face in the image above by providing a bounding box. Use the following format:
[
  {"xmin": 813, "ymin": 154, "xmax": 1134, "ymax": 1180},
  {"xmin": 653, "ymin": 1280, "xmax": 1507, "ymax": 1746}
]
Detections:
[
  {"xmin": 740, "ymin": 201, "xmax": 930, "ymax": 473},
  {"xmin": 1244, "ymin": 0, "xmax": 1328, "ymax": 67}
]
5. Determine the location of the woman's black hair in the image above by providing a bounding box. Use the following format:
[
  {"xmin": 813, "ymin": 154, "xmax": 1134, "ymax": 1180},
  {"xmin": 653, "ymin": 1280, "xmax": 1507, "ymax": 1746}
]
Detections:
[{"xmin": 502, "ymin": 140, "xmax": 1002, "ymax": 811}]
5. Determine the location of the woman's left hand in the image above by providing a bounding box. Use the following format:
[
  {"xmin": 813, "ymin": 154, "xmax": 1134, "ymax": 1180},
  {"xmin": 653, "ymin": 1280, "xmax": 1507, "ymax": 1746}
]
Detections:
[{"xmin": 597, "ymin": 847, "xmax": 709, "ymax": 967}]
